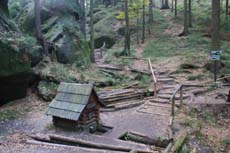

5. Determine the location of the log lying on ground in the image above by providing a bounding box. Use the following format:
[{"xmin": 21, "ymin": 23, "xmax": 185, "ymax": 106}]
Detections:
[
  {"xmin": 29, "ymin": 134, "xmax": 50, "ymax": 143},
  {"xmin": 120, "ymin": 131, "xmax": 171, "ymax": 148},
  {"xmin": 98, "ymin": 89, "xmax": 146, "ymax": 107},
  {"xmin": 122, "ymin": 82, "xmax": 139, "ymax": 89},
  {"xmin": 129, "ymin": 68, "xmax": 151, "ymax": 75},
  {"xmin": 98, "ymin": 89, "xmax": 135, "ymax": 98},
  {"xmin": 49, "ymin": 134, "xmax": 151, "ymax": 153},
  {"xmin": 97, "ymin": 64, "xmax": 151, "ymax": 75},
  {"xmin": 97, "ymin": 65, "xmax": 123, "ymax": 71}
]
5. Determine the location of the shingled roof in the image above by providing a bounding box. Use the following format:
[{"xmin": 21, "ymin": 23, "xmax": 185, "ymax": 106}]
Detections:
[{"xmin": 46, "ymin": 83, "xmax": 99, "ymax": 121}]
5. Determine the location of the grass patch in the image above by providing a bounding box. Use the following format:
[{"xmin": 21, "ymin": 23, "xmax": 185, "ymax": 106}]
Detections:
[
  {"xmin": 187, "ymin": 74, "xmax": 206, "ymax": 81},
  {"xmin": 0, "ymin": 110, "xmax": 21, "ymax": 121},
  {"xmin": 180, "ymin": 118, "xmax": 197, "ymax": 128},
  {"xmin": 221, "ymin": 139, "xmax": 230, "ymax": 145}
]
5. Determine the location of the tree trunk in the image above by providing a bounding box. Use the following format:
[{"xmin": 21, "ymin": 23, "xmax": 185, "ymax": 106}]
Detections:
[
  {"xmin": 142, "ymin": 0, "xmax": 145, "ymax": 44},
  {"xmin": 165, "ymin": 0, "xmax": 170, "ymax": 8},
  {"xmin": 153, "ymin": 0, "xmax": 156, "ymax": 7},
  {"xmin": 35, "ymin": 0, "xmax": 48, "ymax": 56},
  {"xmin": 148, "ymin": 0, "xmax": 153, "ymax": 35},
  {"xmin": 80, "ymin": 0, "xmax": 86, "ymax": 39},
  {"xmin": 136, "ymin": 8, "xmax": 140, "ymax": 44},
  {"xmin": 182, "ymin": 0, "xmax": 189, "ymax": 35},
  {"xmin": 171, "ymin": 0, "xmax": 174, "ymax": 12},
  {"xmin": 226, "ymin": 0, "xmax": 229, "ymax": 16},
  {"xmin": 124, "ymin": 0, "xmax": 130, "ymax": 55},
  {"xmin": 0, "ymin": 0, "xmax": 9, "ymax": 16},
  {"xmin": 175, "ymin": 0, "xmax": 177, "ymax": 16},
  {"xmin": 188, "ymin": 0, "xmax": 192, "ymax": 27},
  {"xmin": 90, "ymin": 0, "xmax": 95, "ymax": 62},
  {"xmin": 162, "ymin": 0, "xmax": 170, "ymax": 9},
  {"xmin": 211, "ymin": 0, "xmax": 221, "ymax": 50}
]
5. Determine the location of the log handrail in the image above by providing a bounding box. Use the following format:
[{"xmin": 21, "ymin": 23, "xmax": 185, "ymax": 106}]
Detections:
[
  {"xmin": 120, "ymin": 57, "xmax": 158, "ymax": 97},
  {"xmin": 147, "ymin": 58, "xmax": 158, "ymax": 98}
]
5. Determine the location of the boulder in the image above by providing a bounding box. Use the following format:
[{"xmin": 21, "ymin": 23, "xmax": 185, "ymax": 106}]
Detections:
[{"xmin": 37, "ymin": 81, "xmax": 58, "ymax": 101}]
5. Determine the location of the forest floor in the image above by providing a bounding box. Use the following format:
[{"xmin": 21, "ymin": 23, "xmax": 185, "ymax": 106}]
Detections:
[{"xmin": 1, "ymin": 7, "xmax": 230, "ymax": 153}]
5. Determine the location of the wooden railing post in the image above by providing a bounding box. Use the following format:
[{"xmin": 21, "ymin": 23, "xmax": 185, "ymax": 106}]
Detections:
[
  {"xmin": 180, "ymin": 86, "xmax": 183, "ymax": 108},
  {"xmin": 171, "ymin": 96, "xmax": 175, "ymax": 117},
  {"xmin": 147, "ymin": 58, "xmax": 157, "ymax": 98}
]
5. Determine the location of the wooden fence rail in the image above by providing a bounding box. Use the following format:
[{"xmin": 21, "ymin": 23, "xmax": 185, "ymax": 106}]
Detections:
[{"xmin": 147, "ymin": 58, "xmax": 158, "ymax": 98}]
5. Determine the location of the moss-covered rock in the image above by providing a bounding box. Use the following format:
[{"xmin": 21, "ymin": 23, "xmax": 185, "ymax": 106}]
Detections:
[
  {"xmin": 9, "ymin": 0, "xmax": 89, "ymax": 64},
  {"xmin": 38, "ymin": 81, "xmax": 58, "ymax": 101},
  {"xmin": 0, "ymin": 6, "xmax": 32, "ymax": 104}
]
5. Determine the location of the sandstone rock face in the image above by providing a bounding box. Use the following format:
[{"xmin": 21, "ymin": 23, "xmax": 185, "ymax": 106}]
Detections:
[
  {"xmin": 0, "ymin": 5, "xmax": 32, "ymax": 105},
  {"xmin": 9, "ymin": 0, "xmax": 84, "ymax": 63}
]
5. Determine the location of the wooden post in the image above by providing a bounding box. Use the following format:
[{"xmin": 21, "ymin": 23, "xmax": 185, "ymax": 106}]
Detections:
[
  {"xmin": 154, "ymin": 83, "xmax": 157, "ymax": 98},
  {"xmin": 227, "ymin": 90, "xmax": 230, "ymax": 102},
  {"xmin": 180, "ymin": 86, "xmax": 183, "ymax": 108},
  {"xmin": 171, "ymin": 97, "xmax": 175, "ymax": 117}
]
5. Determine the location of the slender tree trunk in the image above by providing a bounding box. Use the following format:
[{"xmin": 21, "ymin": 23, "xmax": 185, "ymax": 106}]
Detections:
[
  {"xmin": 148, "ymin": 0, "xmax": 153, "ymax": 35},
  {"xmin": 35, "ymin": 0, "xmax": 48, "ymax": 56},
  {"xmin": 226, "ymin": 0, "xmax": 229, "ymax": 16},
  {"xmin": 90, "ymin": 0, "xmax": 95, "ymax": 62},
  {"xmin": 165, "ymin": 0, "xmax": 169, "ymax": 8},
  {"xmin": 136, "ymin": 9, "xmax": 140, "ymax": 44},
  {"xmin": 153, "ymin": 0, "xmax": 156, "ymax": 7},
  {"xmin": 182, "ymin": 0, "xmax": 189, "ymax": 35},
  {"xmin": 211, "ymin": 0, "xmax": 221, "ymax": 50},
  {"xmin": 124, "ymin": 0, "xmax": 130, "ymax": 55},
  {"xmin": 142, "ymin": 0, "xmax": 145, "ymax": 43},
  {"xmin": 162, "ymin": 0, "xmax": 170, "ymax": 9},
  {"xmin": 80, "ymin": 0, "xmax": 86, "ymax": 39},
  {"xmin": 171, "ymin": 0, "xmax": 174, "ymax": 12},
  {"xmin": 0, "ymin": 0, "xmax": 9, "ymax": 16},
  {"xmin": 175, "ymin": 0, "xmax": 177, "ymax": 16},
  {"xmin": 188, "ymin": 0, "xmax": 192, "ymax": 27}
]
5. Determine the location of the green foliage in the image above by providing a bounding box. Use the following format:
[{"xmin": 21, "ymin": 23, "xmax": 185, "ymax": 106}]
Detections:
[
  {"xmin": 116, "ymin": 0, "xmax": 149, "ymax": 20},
  {"xmin": 180, "ymin": 118, "xmax": 197, "ymax": 128},
  {"xmin": 221, "ymin": 139, "xmax": 230, "ymax": 145},
  {"xmin": 136, "ymin": 74, "xmax": 150, "ymax": 86},
  {"xmin": 0, "ymin": 37, "xmax": 31, "ymax": 77},
  {"xmin": 178, "ymin": 144, "xmax": 188, "ymax": 153},
  {"xmin": 200, "ymin": 111, "xmax": 215, "ymax": 124}
]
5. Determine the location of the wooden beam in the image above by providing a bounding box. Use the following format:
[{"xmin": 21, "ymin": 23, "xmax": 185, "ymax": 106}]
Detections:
[{"xmin": 49, "ymin": 134, "xmax": 151, "ymax": 153}]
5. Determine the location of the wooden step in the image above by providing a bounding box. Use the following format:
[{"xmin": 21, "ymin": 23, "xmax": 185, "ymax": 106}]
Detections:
[
  {"xmin": 158, "ymin": 94, "xmax": 172, "ymax": 99},
  {"xmin": 158, "ymin": 78, "xmax": 175, "ymax": 82},
  {"xmin": 149, "ymin": 98, "xmax": 170, "ymax": 103},
  {"xmin": 144, "ymin": 102, "xmax": 171, "ymax": 108},
  {"xmin": 114, "ymin": 100, "xmax": 144, "ymax": 110}
]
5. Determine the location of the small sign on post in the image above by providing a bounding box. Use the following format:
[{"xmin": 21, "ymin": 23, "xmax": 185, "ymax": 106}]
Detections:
[
  {"xmin": 210, "ymin": 50, "xmax": 222, "ymax": 82},
  {"xmin": 210, "ymin": 50, "xmax": 221, "ymax": 61}
]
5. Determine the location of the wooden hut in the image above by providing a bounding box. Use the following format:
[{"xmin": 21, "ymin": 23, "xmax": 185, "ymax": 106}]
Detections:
[{"xmin": 46, "ymin": 83, "xmax": 102, "ymax": 131}]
